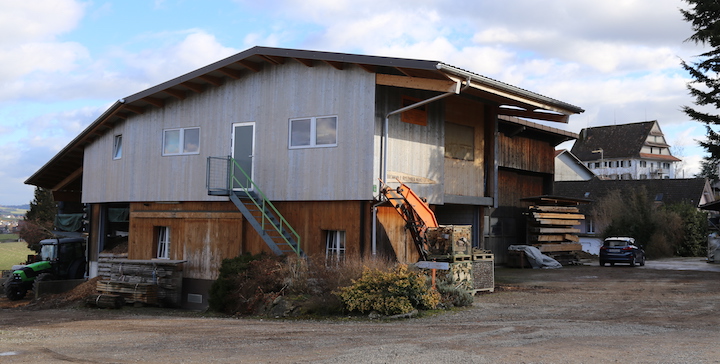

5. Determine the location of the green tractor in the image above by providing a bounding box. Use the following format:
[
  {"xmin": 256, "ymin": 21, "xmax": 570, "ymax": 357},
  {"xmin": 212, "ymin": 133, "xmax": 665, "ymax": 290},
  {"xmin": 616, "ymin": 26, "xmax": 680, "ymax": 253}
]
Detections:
[{"xmin": 4, "ymin": 238, "xmax": 86, "ymax": 300}]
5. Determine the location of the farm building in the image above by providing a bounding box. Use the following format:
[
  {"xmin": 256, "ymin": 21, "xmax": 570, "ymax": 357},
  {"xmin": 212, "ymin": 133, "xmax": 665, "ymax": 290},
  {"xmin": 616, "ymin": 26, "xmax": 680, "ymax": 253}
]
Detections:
[{"xmin": 25, "ymin": 46, "xmax": 583, "ymax": 309}]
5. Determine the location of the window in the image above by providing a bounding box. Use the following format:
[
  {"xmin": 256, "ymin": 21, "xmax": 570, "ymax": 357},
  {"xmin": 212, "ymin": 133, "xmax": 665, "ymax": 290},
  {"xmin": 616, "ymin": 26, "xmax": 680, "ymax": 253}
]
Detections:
[
  {"xmin": 163, "ymin": 127, "xmax": 200, "ymax": 155},
  {"xmin": 594, "ymin": 162, "xmax": 600, "ymax": 168},
  {"xmin": 325, "ymin": 230, "xmax": 346, "ymax": 264},
  {"xmin": 156, "ymin": 226, "xmax": 170, "ymax": 259},
  {"xmin": 289, "ymin": 115, "xmax": 337, "ymax": 148},
  {"xmin": 620, "ymin": 161, "xmax": 625, "ymax": 167},
  {"xmin": 640, "ymin": 161, "xmax": 647, "ymax": 167},
  {"xmin": 586, "ymin": 218, "xmax": 595, "ymax": 234},
  {"xmin": 444, "ymin": 122, "xmax": 474, "ymax": 161},
  {"xmin": 628, "ymin": 160, "xmax": 632, "ymax": 167},
  {"xmin": 113, "ymin": 135, "xmax": 122, "ymax": 160}
]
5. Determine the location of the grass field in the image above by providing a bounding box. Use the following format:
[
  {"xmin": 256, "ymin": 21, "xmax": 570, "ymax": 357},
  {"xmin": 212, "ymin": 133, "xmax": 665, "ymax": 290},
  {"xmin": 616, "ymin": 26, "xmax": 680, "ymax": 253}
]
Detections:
[{"xmin": 0, "ymin": 241, "xmax": 33, "ymax": 270}]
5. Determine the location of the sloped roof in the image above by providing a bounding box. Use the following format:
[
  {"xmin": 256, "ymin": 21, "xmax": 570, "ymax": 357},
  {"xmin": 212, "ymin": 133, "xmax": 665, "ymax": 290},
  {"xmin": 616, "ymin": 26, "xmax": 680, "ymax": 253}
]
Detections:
[
  {"xmin": 554, "ymin": 178, "xmax": 712, "ymax": 208},
  {"xmin": 25, "ymin": 46, "xmax": 584, "ymax": 192},
  {"xmin": 571, "ymin": 120, "xmax": 677, "ymax": 161},
  {"xmin": 498, "ymin": 115, "xmax": 578, "ymax": 146}
]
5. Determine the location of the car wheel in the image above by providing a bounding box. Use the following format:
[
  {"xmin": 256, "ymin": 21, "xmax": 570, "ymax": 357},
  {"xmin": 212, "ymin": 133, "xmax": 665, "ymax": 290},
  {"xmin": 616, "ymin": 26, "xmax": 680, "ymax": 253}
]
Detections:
[
  {"xmin": 639, "ymin": 255, "xmax": 646, "ymax": 266},
  {"xmin": 630, "ymin": 256, "xmax": 636, "ymax": 267},
  {"xmin": 599, "ymin": 261, "xmax": 605, "ymax": 267}
]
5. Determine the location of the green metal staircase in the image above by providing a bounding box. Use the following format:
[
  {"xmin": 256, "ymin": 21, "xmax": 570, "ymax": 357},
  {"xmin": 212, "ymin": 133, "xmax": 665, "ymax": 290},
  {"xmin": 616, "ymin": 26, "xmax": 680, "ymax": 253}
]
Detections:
[{"xmin": 207, "ymin": 156, "xmax": 303, "ymax": 257}]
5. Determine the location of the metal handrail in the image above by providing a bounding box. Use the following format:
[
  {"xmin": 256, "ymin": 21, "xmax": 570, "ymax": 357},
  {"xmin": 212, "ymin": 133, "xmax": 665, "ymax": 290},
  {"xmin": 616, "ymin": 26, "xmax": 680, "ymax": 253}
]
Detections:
[{"xmin": 226, "ymin": 157, "xmax": 302, "ymax": 256}]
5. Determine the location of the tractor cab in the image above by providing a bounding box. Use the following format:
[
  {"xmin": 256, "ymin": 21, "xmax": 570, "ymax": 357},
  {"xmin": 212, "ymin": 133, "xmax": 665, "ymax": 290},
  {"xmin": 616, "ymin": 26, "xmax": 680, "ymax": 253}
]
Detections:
[{"xmin": 3, "ymin": 237, "xmax": 87, "ymax": 300}]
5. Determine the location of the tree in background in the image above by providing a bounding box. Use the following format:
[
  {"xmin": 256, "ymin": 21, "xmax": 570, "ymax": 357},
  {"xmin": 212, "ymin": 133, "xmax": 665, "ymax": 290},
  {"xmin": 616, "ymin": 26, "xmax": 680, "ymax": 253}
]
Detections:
[
  {"xmin": 592, "ymin": 186, "xmax": 707, "ymax": 258},
  {"xmin": 681, "ymin": 1, "xmax": 720, "ymax": 160},
  {"xmin": 19, "ymin": 187, "xmax": 56, "ymax": 253}
]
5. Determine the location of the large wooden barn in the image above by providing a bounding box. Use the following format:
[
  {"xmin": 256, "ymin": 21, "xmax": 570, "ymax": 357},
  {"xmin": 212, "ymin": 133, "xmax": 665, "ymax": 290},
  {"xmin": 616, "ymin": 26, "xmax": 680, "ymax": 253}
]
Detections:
[{"xmin": 25, "ymin": 46, "xmax": 583, "ymax": 308}]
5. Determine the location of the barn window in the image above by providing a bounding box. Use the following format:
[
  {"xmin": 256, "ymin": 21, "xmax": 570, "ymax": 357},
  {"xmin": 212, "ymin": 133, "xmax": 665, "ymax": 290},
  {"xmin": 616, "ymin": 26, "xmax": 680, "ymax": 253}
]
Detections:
[
  {"xmin": 400, "ymin": 96, "xmax": 427, "ymax": 126},
  {"xmin": 163, "ymin": 127, "xmax": 200, "ymax": 156},
  {"xmin": 156, "ymin": 226, "xmax": 171, "ymax": 259},
  {"xmin": 113, "ymin": 135, "xmax": 123, "ymax": 160},
  {"xmin": 289, "ymin": 115, "xmax": 337, "ymax": 149},
  {"xmin": 325, "ymin": 230, "xmax": 346, "ymax": 264},
  {"xmin": 444, "ymin": 122, "xmax": 474, "ymax": 161}
]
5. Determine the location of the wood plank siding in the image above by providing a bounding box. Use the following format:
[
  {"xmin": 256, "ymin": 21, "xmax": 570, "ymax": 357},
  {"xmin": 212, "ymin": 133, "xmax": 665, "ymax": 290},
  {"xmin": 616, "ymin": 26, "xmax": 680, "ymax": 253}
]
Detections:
[
  {"xmin": 83, "ymin": 62, "xmax": 377, "ymax": 204},
  {"xmin": 498, "ymin": 133, "xmax": 555, "ymax": 174},
  {"xmin": 443, "ymin": 96, "xmax": 485, "ymax": 198},
  {"xmin": 375, "ymin": 86, "xmax": 445, "ymax": 204},
  {"xmin": 127, "ymin": 200, "xmax": 374, "ymax": 280}
]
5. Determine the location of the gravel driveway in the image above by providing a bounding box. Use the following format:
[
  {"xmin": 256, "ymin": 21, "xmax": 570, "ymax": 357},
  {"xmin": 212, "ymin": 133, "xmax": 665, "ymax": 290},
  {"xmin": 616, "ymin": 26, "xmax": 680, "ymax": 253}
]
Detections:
[{"xmin": 2, "ymin": 258, "xmax": 720, "ymax": 363}]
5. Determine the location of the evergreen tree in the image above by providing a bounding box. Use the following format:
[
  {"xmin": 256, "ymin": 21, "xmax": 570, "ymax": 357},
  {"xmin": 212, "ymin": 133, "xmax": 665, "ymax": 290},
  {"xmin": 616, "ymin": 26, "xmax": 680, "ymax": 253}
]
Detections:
[
  {"xmin": 681, "ymin": 1, "xmax": 720, "ymax": 159},
  {"xmin": 19, "ymin": 187, "xmax": 56, "ymax": 253}
]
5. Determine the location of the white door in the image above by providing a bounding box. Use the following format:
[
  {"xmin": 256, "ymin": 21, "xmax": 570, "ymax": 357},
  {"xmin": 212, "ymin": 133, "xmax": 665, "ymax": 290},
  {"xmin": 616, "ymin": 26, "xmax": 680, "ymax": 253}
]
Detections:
[{"xmin": 231, "ymin": 122, "xmax": 255, "ymax": 190}]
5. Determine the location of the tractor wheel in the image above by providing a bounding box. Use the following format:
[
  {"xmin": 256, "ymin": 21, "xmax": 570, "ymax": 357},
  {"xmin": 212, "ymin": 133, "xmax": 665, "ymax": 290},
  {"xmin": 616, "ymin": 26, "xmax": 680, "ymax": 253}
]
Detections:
[{"xmin": 5, "ymin": 282, "xmax": 27, "ymax": 301}]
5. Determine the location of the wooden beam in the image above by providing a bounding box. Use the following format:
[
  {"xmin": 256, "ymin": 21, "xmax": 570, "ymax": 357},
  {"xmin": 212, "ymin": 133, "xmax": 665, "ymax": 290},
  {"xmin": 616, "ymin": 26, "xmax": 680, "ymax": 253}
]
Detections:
[
  {"xmin": 132, "ymin": 211, "xmax": 243, "ymax": 219},
  {"xmin": 53, "ymin": 167, "xmax": 83, "ymax": 191},
  {"xmin": 376, "ymin": 74, "xmax": 458, "ymax": 93},
  {"xmin": 218, "ymin": 67, "xmax": 243, "ymax": 79},
  {"xmin": 323, "ymin": 60, "xmax": 344, "ymax": 70},
  {"xmin": 499, "ymin": 108, "xmax": 569, "ymax": 123},
  {"xmin": 537, "ymin": 243, "xmax": 582, "ymax": 252},
  {"xmin": 237, "ymin": 60, "xmax": 262, "ymax": 72},
  {"xmin": 164, "ymin": 88, "xmax": 187, "ymax": 100},
  {"xmin": 260, "ymin": 55, "xmax": 285, "ymax": 64},
  {"xmin": 199, "ymin": 74, "xmax": 223, "ymax": 86},
  {"xmin": 293, "ymin": 58, "xmax": 314, "ymax": 67},
  {"xmin": 357, "ymin": 64, "xmax": 376, "ymax": 73},
  {"xmin": 143, "ymin": 97, "xmax": 165, "ymax": 108},
  {"xmin": 532, "ymin": 212, "xmax": 585, "ymax": 220},
  {"xmin": 181, "ymin": 81, "xmax": 206, "ymax": 93},
  {"xmin": 123, "ymin": 105, "xmax": 145, "ymax": 115}
]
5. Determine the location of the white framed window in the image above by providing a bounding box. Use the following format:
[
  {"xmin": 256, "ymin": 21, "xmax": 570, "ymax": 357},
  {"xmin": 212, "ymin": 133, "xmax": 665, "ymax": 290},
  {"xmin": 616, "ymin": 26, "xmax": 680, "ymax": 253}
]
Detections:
[
  {"xmin": 586, "ymin": 218, "xmax": 595, "ymax": 234},
  {"xmin": 163, "ymin": 127, "xmax": 200, "ymax": 156},
  {"xmin": 156, "ymin": 226, "xmax": 170, "ymax": 259},
  {"xmin": 325, "ymin": 230, "xmax": 346, "ymax": 264},
  {"xmin": 289, "ymin": 115, "xmax": 337, "ymax": 149},
  {"xmin": 113, "ymin": 135, "xmax": 123, "ymax": 160}
]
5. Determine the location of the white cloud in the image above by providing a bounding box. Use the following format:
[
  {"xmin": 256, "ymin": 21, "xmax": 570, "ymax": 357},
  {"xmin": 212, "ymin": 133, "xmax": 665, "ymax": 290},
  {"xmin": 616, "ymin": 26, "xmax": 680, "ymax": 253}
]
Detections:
[{"xmin": 0, "ymin": 1, "xmax": 87, "ymax": 86}]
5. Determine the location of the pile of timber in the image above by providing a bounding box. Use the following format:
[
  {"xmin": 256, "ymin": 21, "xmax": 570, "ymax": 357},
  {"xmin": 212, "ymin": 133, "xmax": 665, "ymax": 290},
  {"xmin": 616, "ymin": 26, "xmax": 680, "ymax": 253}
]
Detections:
[
  {"xmin": 527, "ymin": 205, "xmax": 584, "ymax": 265},
  {"xmin": 96, "ymin": 255, "xmax": 184, "ymax": 307}
]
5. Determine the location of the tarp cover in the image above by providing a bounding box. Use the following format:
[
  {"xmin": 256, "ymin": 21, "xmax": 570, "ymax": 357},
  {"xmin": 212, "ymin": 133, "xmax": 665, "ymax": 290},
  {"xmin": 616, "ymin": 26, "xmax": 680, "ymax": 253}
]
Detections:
[
  {"xmin": 508, "ymin": 245, "xmax": 562, "ymax": 269},
  {"xmin": 108, "ymin": 208, "xmax": 129, "ymax": 222},
  {"xmin": 55, "ymin": 213, "xmax": 83, "ymax": 232}
]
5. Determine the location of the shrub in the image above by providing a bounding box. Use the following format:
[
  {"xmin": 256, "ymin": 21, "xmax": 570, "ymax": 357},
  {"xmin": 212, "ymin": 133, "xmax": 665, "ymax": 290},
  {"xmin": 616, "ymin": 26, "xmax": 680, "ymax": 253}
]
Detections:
[
  {"xmin": 335, "ymin": 264, "xmax": 440, "ymax": 316},
  {"xmin": 436, "ymin": 278, "xmax": 474, "ymax": 308},
  {"xmin": 208, "ymin": 253, "xmax": 267, "ymax": 314}
]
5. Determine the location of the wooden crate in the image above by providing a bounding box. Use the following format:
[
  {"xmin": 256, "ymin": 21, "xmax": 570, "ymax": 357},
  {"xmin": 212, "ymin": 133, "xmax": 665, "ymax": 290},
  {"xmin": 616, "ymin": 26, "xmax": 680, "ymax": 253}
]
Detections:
[
  {"xmin": 426, "ymin": 225, "xmax": 472, "ymax": 256},
  {"xmin": 472, "ymin": 256, "xmax": 494, "ymax": 293}
]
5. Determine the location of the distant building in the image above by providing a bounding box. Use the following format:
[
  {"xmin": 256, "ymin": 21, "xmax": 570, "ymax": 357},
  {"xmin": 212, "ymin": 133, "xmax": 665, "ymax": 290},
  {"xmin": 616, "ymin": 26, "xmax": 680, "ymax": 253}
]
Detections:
[
  {"xmin": 571, "ymin": 120, "xmax": 681, "ymax": 180},
  {"xmin": 555, "ymin": 149, "xmax": 595, "ymax": 181}
]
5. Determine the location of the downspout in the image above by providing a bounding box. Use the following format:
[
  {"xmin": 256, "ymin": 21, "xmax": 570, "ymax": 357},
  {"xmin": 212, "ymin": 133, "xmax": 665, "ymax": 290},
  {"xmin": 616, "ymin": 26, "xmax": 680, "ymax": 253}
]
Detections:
[{"xmin": 372, "ymin": 76, "xmax": 469, "ymax": 255}]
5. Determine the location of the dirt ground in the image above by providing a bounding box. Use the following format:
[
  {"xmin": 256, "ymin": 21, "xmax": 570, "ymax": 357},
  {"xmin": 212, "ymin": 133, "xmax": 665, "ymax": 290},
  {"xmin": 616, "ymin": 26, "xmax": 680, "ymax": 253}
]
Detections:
[{"xmin": 2, "ymin": 258, "xmax": 720, "ymax": 363}]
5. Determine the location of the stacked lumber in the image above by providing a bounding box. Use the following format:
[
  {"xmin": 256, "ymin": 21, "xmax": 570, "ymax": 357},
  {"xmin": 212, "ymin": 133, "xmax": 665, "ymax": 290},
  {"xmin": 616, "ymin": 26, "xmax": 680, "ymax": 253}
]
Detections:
[
  {"xmin": 527, "ymin": 205, "xmax": 584, "ymax": 265},
  {"xmin": 96, "ymin": 256, "xmax": 184, "ymax": 307},
  {"xmin": 97, "ymin": 281, "xmax": 158, "ymax": 305}
]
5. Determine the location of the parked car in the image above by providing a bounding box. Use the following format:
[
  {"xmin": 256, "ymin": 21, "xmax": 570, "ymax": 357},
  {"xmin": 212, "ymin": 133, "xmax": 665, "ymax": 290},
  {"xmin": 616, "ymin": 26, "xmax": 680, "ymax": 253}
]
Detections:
[{"xmin": 599, "ymin": 237, "xmax": 645, "ymax": 267}]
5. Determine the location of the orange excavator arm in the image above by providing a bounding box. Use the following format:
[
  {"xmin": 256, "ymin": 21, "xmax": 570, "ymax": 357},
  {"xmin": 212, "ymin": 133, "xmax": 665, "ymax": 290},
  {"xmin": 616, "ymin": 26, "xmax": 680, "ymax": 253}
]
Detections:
[{"xmin": 379, "ymin": 179, "xmax": 437, "ymax": 260}]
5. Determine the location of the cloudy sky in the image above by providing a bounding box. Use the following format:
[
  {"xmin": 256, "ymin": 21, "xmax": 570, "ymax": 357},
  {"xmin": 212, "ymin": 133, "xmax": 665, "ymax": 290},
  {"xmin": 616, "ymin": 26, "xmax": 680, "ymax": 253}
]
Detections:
[{"xmin": 0, "ymin": 0, "xmax": 709, "ymax": 205}]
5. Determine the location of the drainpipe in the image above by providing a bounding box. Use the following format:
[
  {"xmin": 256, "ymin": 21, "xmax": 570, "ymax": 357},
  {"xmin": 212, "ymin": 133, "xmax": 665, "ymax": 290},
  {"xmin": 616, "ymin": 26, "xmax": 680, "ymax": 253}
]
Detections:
[{"xmin": 371, "ymin": 77, "xmax": 469, "ymax": 255}]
